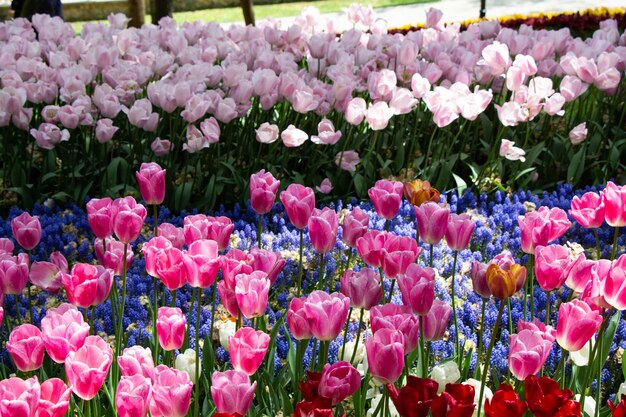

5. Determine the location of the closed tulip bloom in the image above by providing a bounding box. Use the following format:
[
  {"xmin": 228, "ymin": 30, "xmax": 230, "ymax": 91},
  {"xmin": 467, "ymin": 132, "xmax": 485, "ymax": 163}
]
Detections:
[
  {"xmin": 116, "ymin": 375, "xmax": 152, "ymax": 417},
  {"xmin": 0, "ymin": 255, "xmax": 29, "ymax": 295},
  {"xmin": 61, "ymin": 263, "xmax": 112, "ymax": 308},
  {"xmin": 118, "ymin": 346, "xmax": 156, "ymax": 382},
  {"xmin": 229, "ymin": 327, "xmax": 270, "ymax": 375},
  {"xmin": 211, "ymin": 370, "xmax": 257, "ymax": 415},
  {"xmin": 370, "ymin": 304, "xmax": 419, "ymax": 353},
  {"xmin": 0, "ymin": 237, "xmax": 14, "ymax": 255},
  {"xmin": 158, "ymin": 223, "xmax": 185, "ymax": 250},
  {"xmin": 94, "ymin": 237, "xmax": 134, "ymax": 276},
  {"xmin": 356, "ymin": 230, "xmax": 387, "ymax": 268},
  {"xmin": 37, "ymin": 378, "xmax": 71, "ymax": 417},
  {"xmin": 235, "ymin": 271, "xmax": 271, "ymax": 319},
  {"xmin": 556, "ymin": 300, "xmax": 602, "ymax": 352},
  {"xmin": 111, "ymin": 196, "xmax": 147, "ymax": 244},
  {"xmin": 218, "ymin": 281, "xmax": 240, "ymax": 319},
  {"xmin": 86, "ymin": 198, "xmax": 114, "ymax": 238},
  {"xmin": 250, "ymin": 170, "xmax": 280, "ymax": 215},
  {"xmin": 142, "ymin": 236, "xmax": 173, "ymax": 278},
  {"xmin": 157, "ymin": 307, "xmax": 186, "ymax": 351},
  {"xmin": 509, "ymin": 329, "xmax": 553, "ymax": 380},
  {"xmin": 205, "ymin": 216, "xmax": 235, "ymax": 251},
  {"xmin": 581, "ymin": 260, "xmax": 612, "ymax": 310},
  {"xmin": 318, "ymin": 361, "xmax": 361, "ymax": 405},
  {"xmin": 486, "ymin": 263, "xmax": 526, "ymax": 299},
  {"xmin": 397, "ymin": 264, "xmax": 436, "ymax": 315},
  {"xmin": 151, "ymin": 365, "xmax": 192, "ymax": 417},
  {"xmin": 517, "ymin": 319, "xmax": 557, "ymax": 343},
  {"xmin": 136, "ymin": 162, "xmax": 166, "ymax": 205},
  {"xmin": 7, "ymin": 324, "xmax": 45, "ymax": 372},
  {"xmin": 304, "ymin": 291, "xmax": 350, "ymax": 341},
  {"xmin": 381, "ymin": 233, "xmax": 421, "ymax": 278},
  {"xmin": 64, "ymin": 335, "xmax": 113, "ymax": 400},
  {"xmin": 484, "ymin": 384, "xmax": 527, "ymax": 417},
  {"xmin": 569, "ymin": 192, "xmax": 605, "ymax": 228},
  {"xmin": 387, "ymin": 375, "xmax": 439, "ymax": 417},
  {"xmin": 368, "ymin": 180, "xmax": 404, "ymax": 220},
  {"xmin": 414, "ymin": 202, "xmax": 450, "ymax": 245},
  {"xmin": 340, "ymin": 268, "xmax": 381, "ymax": 310},
  {"xmin": 366, "ymin": 328, "xmax": 405, "ymax": 384},
  {"xmin": 604, "ymin": 254, "xmax": 626, "ymax": 310},
  {"xmin": 518, "ymin": 207, "xmax": 571, "ymax": 254},
  {"xmin": 404, "ymin": 179, "xmax": 440, "ymax": 207},
  {"xmin": 445, "ymin": 214, "xmax": 475, "ymax": 251},
  {"xmin": 249, "ymin": 246, "xmax": 285, "ymax": 285},
  {"xmin": 154, "ymin": 246, "xmax": 187, "ymax": 291},
  {"xmin": 471, "ymin": 261, "xmax": 491, "ymax": 298},
  {"xmin": 183, "ymin": 214, "xmax": 209, "ymax": 245},
  {"xmin": 565, "ymin": 254, "xmax": 595, "ymax": 293},
  {"xmin": 308, "ymin": 207, "xmax": 339, "ymax": 253},
  {"xmin": 603, "ymin": 181, "xmax": 626, "ymax": 227},
  {"xmin": 280, "ymin": 184, "xmax": 316, "ymax": 230},
  {"xmin": 534, "ymin": 245, "xmax": 575, "ymax": 291},
  {"xmin": 183, "ymin": 239, "xmax": 220, "ymax": 288},
  {"xmin": 41, "ymin": 303, "xmax": 90, "ymax": 364},
  {"xmin": 175, "ymin": 348, "xmax": 200, "ymax": 383},
  {"xmin": 342, "ymin": 207, "xmax": 370, "ymax": 248},
  {"xmin": 423, "ymin": 300, "xmax": 452, "ymax": 341},
  {"xmin": 287, "ymin": 297, "xmax": 312, "ymax": 340},
  {"xmin": 11, "ymin": 212, "xmax": 41, "ymax": 251},
  {"xmin": 0, "ymin": 376, "xmax": 40, "ymax": 417}
]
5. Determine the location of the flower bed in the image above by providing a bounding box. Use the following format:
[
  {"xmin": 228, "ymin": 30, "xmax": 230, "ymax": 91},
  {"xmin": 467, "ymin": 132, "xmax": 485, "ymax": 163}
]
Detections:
[{"xmin": 0, "ymin": 165, "xmax": 625, "ymax": 416}]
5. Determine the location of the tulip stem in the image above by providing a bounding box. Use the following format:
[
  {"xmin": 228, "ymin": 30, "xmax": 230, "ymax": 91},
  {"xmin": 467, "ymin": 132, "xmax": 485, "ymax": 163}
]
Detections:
[
  {"xmin": 610, "ymin": 227, "xmax": 619, "ymax": 261},
  {"xmin": 153, "ymin": 204, "xmax": 159, "ymax": 237},
  {"xmin": 194, "ymin": 287, "xmax": 201, "ymax": 417},
  {"xmin": 351, "ymin": 308, "xmax": 365, "ymax": 365},
  {"xmin": 387, "ymin": 279, "xmax": 396, "ymax": 304},
  {"xmin": 297, "ymin": 230, "xmax": 304, "ymax": 297},
  {"xmin": 209, "ymin": 278, "xmax": 218, "ymax": 348},
  {"xmin": 545, "ymin": 290, "xmax": 551, "ymax": 326},
  {"xmin": 114, "ymin": 243, "xmax": 129, "ymax": 384},
  {"xmin": 379, "ymin": 268, "xmax": 385, "ymax": 303},
  {"xmin": 451, "ymin": 251, "xmax": 460, "ymax": 367},
  {"xmin": 596, "ymin": 331, "xmax": 603, "ymax": 417},
  {"xmin": 152, "ymin": 277, "xmax": 159, "ymax": 362},
  {"xmin": 170, "ymin": 289, "xmax": 177, "ymax": 308},
  {"xmin": 474, "ymin": 298, "xmax": 487, "ymax": 380},
  {"xmin": 340, "ymin": 307, "xmax": 353, "ymax": 361},
  {"xmin": 477, "ymin": 299, "xmax": 505, "ymax": 417},
  {"xmin": 89, "ymin": 306, "xmax": 95, "ymax": 334},
  {"xmin": 311, "ymin": 339, "xmax": 318, "ymax": 372},
  {"xmin": 419, "ymin": 316, "xmax": 427, "ymax": 377},
  {"xmin": 27, "ymin": 250, "xmax": 32, "ymax": 323},
  {"xmin": 429, "ymin": 244, "xmax": 434, "ymax": 268},
  {"xmin": 594, "ymin": 229, "xmax": 601, "ymax": 259},
  {"xmin": 318, "ymin": 252, "xmax": 325, "ymax": 291},
  {"xmin": 528, "ymin": 254, "xmax": 535, "ymax": 320},
  {"xmin": 257, "ymin": 214, "xmax": 263, "ymax": 249},
  {"xmin": 318, "ymin": 340, "xmax": 330, "ymax": 372}
]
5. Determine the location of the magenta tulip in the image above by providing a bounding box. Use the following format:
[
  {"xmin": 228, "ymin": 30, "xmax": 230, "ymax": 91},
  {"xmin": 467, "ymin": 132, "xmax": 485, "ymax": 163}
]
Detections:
[
  {"xmin": 37, "ymin": 378, "xmax": 71, "ymax": 417},
  {"xmin": 94, "ymin": 237, "xmax": 134, "ymax": 275},
  {"xmin": 158, "ymin": 223, "xmax": 185, "ymax": 249},
  {"xmin": 205, "ymin": 216, "xmax": 235, "ymax": 251},
  {"xmin": 517, "ymin": 319, "xmax": 556, "ymax": 343},
  {"xmin": 279, "ymin": 184, "xmax": 315, "ymax": 229},
  {"xmin": 11, "ymin": 212, "xmax": 41, "ymax": 250},
  {"xmin": 304, "ymin": 291, "xmax": 350, "ymax": 341},
  {"xmin": 250, "ymin": 169, "xmax": 280, "ymax": 215},
  {"xmin": 157, "ymin": 307, "xmax": 186, "ymax": 351},
  {"xmin": 183, "ymin": 214, "xmax": 209, "ymax": 245},
  {"xmin": 381, "ymin": 233, "xmax": 420, "ymax": 278},
  {"xmin": 154, "ymin": 246, "xmax": 187, "ymax": 291},
  {"xmin": 518, "ymin": 207, "xmax": 571, "ymax": 254},
  {"xmin": 86, "ymin": 198, "xmax": 114, "ymax": 239},
  {"xmin": 602, "ymin": 181, "xmax": 626, "ymax": 227},
  {"xmin": 116, "ymin": 375, "xmax": 152, "ymax": 417},
  {"xmin": 534, "ymin": 244, "xmax": 574, "ymax": 291},
  {"xmin": 64, "ymin": 335, "xmax": 112, "ymax": 400},
  {"xmin": 0, "ymin": 237, "xmax": 14, "ymax": 255},
  {"xmin": 287, "ymin": 297, "xmax": 312, "ymax": 340},
  {"xmin": 229, "ymin": 327, "xmax": 270, "ymax": 375},
  {"xmin": 136, "ymin": 162, "xmax": 166, "ymax": 205},
  {"xmin": 509, "ymin": 329, "xmax": 553, "ymax": 380},
  {"xmin": 235, "ymin": 271, "xmax": 271, "ymax": 319},
  {"xmin": 356, "ymin": 230, "xmax": 386, "ymax": 268},
  {"xmin": 368, "ymin": 179, "xmax": 404, "ymax": 220},
  {"xmin": 0, "ymin": 255, "xmax": 29, "ymax": 295},
  {"xmin": 29, "ymin": 261, "xmax": 63, "ymax": 293},
  {"xmin": 397, "ymin": 264, "xmax": 436, "ymax": 315},
  {"xmin": 150, "ymin": 365, "xmax": 192, "ymax": 417},
  {"xmin": 565, "ymin": 254, "xmax": 594, "ymax": 293},
  {"xmin": 111, "ymin": 196, "xmax": 147, "ymax": 244},
  {"xmin": 414, "ymin": 202, "xmax": 450, "ymax": 245},
  {"xmin": 61, "ymin": 263, "xmax": 112, "ymax": 308},
  {"xmin": 365, "ymin": 328, "xmax": 405, "ymax": 384},
  {"xmin": 211, "ymin": 370, "xmax": 257, "ymax": 416},
  {"xmin": 7, "ymin": 324, "xmax": 45, "ymax": 372},
  {"xmin": 370, "ymin": 304, "xmax": 419, "ymax": 353},
  {"xmin": 556, "ymin": 299, "xmax": 602, "ymax": 352},
  {"xmin": 569, "ymin": 192, "xmax": 605, "ymax": 228},
  {"xmin": 423, "ymin": 300, "xmax": 452, "ymax": 340},
  {"xmin": 604, "ymin": 254, "xmax": 626, "ymax": 310},
  {"xmin": 141, "ymin": 236, "xmax": 173, "ymax": 278},
  {"xmin": 342, "ymin": 207, "xmax": 370, "ymax": 248},
  {"xmin": 183, "ymin": 239, "xmax": 220, "ymax": 288},
  {"xmin": 340, "ymin": 268, "xmax": 381, "ymax": 310},
  {"xmin": 41, "ymin": 303, "xmax": 90, "ymax": 363},
  {"xmin": 118, "ymin": 346, "xmax": 156, "ymax": 382},
  {"xmin": 581, "ymin": 260, "xmax": 612, "ymax": 310},
  {"xmin": 218, "ymin": 280, "xmax": 241, "ymax": 319},
  {"xmin": 318, "ymin": 361, "xmax": 361, "ymax": 405},
  {"xmin": 445, "ymin": 213, "xmax": 475, "ymax": 251},
  {"xmin": 0, "ymin": 376, "xmax": 40, "ymax": 417},
  {"xmin": 249, "ymin": 246, "xmax": 285, "ymax": 285},
  {"xmin": 308, "ymin": 207, "xmax": 338, "ymax": 253}
]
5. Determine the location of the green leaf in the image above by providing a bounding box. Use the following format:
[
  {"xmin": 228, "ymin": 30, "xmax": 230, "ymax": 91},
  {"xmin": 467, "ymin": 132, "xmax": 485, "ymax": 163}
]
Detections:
[
  {"xmin": 452, "ymin": 173, "xmax": 467, "ymax": 196},
  {"xmin": 353, "ymin": 174, "xmax": 367, "ymax": 198},
  {"xmin": 567, "ymin": 147, "xmax": 586, "ymax": 184},
  {"xmin": 598, "ymin": 311, "xmax": 620, "ymax": 367}
]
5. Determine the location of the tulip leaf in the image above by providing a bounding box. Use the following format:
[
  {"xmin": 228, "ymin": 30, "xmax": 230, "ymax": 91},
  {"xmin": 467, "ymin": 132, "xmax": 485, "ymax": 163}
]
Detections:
[
  {"xmin": 598, "ymin": 311, "xmax": 620, "ymax": 367},
  {"xmin": 567, "ymin": 147, "xmax": 586, "ymax": 184}
]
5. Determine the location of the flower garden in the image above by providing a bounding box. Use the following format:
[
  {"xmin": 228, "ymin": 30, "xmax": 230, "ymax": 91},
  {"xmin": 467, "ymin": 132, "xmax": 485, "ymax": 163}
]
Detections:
[{"xmin": 1, "ymin": 4, "xmax": 626, "ymax": 417}]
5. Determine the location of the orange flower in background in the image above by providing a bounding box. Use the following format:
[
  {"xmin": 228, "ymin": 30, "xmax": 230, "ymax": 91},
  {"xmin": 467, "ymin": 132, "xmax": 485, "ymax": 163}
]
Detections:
[
  {"xmin": 486, "ymin": 263, "xmax": 526, "ymax": 299},
  {"xmin": 404, "ymin": 180, "xmax": 441, "ymax": 207}
]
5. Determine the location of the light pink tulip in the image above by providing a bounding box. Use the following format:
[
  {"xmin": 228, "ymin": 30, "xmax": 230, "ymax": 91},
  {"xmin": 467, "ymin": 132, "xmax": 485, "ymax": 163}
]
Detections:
[
  {"xmin": 64, "ymin": 335, "xmax": 112, "ymax": 400},
  {"xmin": 555, "ymin": 299, "xmax": 602, "ymax": 352},
  {"xmin": 570, "ymin": 192, "xmax": 605, "ymax": 228},
  {"xmin": 116, "ymin": 375, "xmax": 152, "ymax": 417},
  {"xmin": 30, "ymin": 123, "xmax": 70, "ymax": 150},
  {"xmin": 118, "ymin": 346, "xmax": 156, "ymax": 382},
  {"xmin": 0, "ymin": 377, "xmax": 40, "ymax": 417},
  {"xmin": 602, "ymin": 181, "xmax": 626, "ymax": 227},
  {"xmin": 229, "ymin": 327, "xmax": 270, "ymax": 375},
  {"xmin": 499, "ymin": 138, "xmax": 526, "ymax": 161},
  {"xmin": 345, "ymin": 97, "xmax": 367, "ymax": 125},
  {"xmin": 150, "ymin": 365, "xmax": 192, "ymax": 417},
  {"xmin": 311, "ymin": 119, "xmax": 342, "ymax": 145},
  {"xmin": 335, "ymin": 150, "xmax": 360, "ymax": 172},
  {"xmin": 29, "ymin": 261, "xmax": 63, "ymax": 293},
  {"xmin": 7, "ymin": 324, "xmax": 45, "ymax": 372},
  {"xmin": 316, "ymin": 178, "xmax": 333, "ymax": 194},
  {"xmin": 281, "ymin": 125, "xmax": 308, "ymax": 147},
  {"xmin": 517, "ymin": 319, "xmax": 556, "ymax": 343},
  {"xmin": 255, "ymin": 123, "xmax": 280, "ymax": 144},
  {"xmin": 157, "ymin": 307, "xmax": 186, "ymax": 351},
  {"xmin": 151, "ymin": 137, "xmax": 173, "ymax": 156},
  {"xmin": 509, "ymin": 329, "xmax": 553, "ymax": 380},
  {"xmin": 41, "ymin": 303, "xmax": 90, "ymax": 364},
  {"xmin": 366, "ymin": 101, "xmax": 394, "ymax": 130},
  {"xmin": 211, "ymin": 370, "xmax": 257, "ymax": 416},
  {"xmin": 481, "ymin": 41, "xmax": 511, "ymax": 75},
  {"xmin": 569, "ymin": 122, "xmax": 587, "ymax": 145},
  {"xmin": 95, "ymin": 119, "xmax": 118, "ymax": 144}
]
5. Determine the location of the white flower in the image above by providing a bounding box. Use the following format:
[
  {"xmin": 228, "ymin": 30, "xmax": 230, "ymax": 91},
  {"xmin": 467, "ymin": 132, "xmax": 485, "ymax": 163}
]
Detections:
[
  {"xmin": 340, "ymin": 339, "xmax": 365, "ymax": 366},
  {"xmin": 499, "ymin": 139, "xmax": 526, "ymax": 162},
  {"xmin": 431, "ymin": 361, "xmax": 460, "ymax": 393},
  {"xmin": 464, "ymin": 378, "xmax": 493, "ymax": 417},
  {"xmin": 574, "ymin": 395, "xmax": 596, "ymax": 417},
  {"xmin": 175, "ymin": 348, "xmax": 200, "ymax": 383},
  {"xmin": 366, "ymin": 393, "xmax": 399, "ymax": 417},
  {"xmin": 217, "ymin": 319, "xmax": 236, "ymax": 351},
  {"xmin": 617, "ymin": 381, "xmax": 626, "ymax": 400},
  {"xmin": 570, "ymin": 337, "xmax": 594, "ymax": 367}
]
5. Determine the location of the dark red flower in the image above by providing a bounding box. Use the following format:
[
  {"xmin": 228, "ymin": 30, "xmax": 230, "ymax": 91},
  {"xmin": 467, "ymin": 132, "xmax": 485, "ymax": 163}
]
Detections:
[
  {"xmin": 387, "ymin": 376, "xmax": 439, "ymax": 417},
  {"xmin": 608, "ymin": 394, "xmax": 626, "ymax": 417},
  {"xmin": 524, "ymin": 375, "xmax": 580, "ymax": 417},
  {"xmin": 431, "ymin": 383, "xmax": 475, "ymax": 417},
  {"xmin": 293, "ymin": 397, "xmax": 338, "ymax": 417},
  {"xmin": 299, "ymin": 371, "xmax": 323, "ymax": 401},
  {"xmin": 213, "ymin": 414, "xmax": 243, "ymax": 417},
  {"xmin": 484, "ymin": 384, "xmax": 527, "ymax": 417}
]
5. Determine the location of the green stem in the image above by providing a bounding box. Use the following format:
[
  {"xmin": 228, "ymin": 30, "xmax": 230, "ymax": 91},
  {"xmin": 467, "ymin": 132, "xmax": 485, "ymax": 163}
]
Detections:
[
  {"xmin": 194, "ymin": 287, "xmax": 201, "ymax": 417},
  {"xmin": 610, "ymin": 227, "xmax": 620, "ymax": 261},
  {"xmin": 114, "ymin": 243, "xmax": 129, "ymax": 384},
  {"xmin": 318, "ymin": 252, "xmax": 325, "ymax": 291},
  {"xmin": 477, "ymin": 299, "xmax": 506, "ymax": 417},
  {"xmin": 297, "ymin": 230, "xmax": 304, "ymax": 297},
  {"xmin": 581, "ymin": 308, "xmax": 614, "ymax": 414},
  {"xmin": 474, "ymin": 298, "xmax": 487, "ymax": 380},
  {"xmin": 594, "ymin": 229, "xmax": 601, "ymax": 259},
  {"xmin": 318, "ymin": 340, "xmax": 330, "ymax": 371},
  {"xmin": 387, "ymin": 279, "xmax": 396, "ymax": 304},
  {"xmin": 209, "ymin": 278, "xmax": 218, "ymax": 345},
  {"xmin": 419, "ymin": 316, "xmax": 426, "ymax": 377},
  {"xmin": 340, "ymin": 307, "xmax": 353, "ymax": 361},
  {"xmin": 545, "ymin": 290, "xmax": 551, "ymax": 326},
  {"xmin": 429, "ymin": 244, "xmax": 434, "ymax": 268},
  {"xmin": 451, "ymin": 251, "xmax": 460, "ymax": 367},
  {"xmin": 257, "ymin": 214, "xmax": 263, "ymax": 249},
  {"xmin": 170, "ymin": 289, "xmax": 177, "ymax": 308},
  {"xmin": 153, "ymin": 277, "xmax": 159, "ymax": 362},
  {"xmin": 379, "ymin": 268, "xmax": 385, "ymax": 303},
  {"xmin": 350, "ymin": 308, "xmax": 365, "ymax": 365},
  {"xmin": 528, "ymin": 254, "xmax": 535, "ymax": 320},
  {"xmin": 153, "ymin": 205, "xmax": 159, "ymax": 237}
]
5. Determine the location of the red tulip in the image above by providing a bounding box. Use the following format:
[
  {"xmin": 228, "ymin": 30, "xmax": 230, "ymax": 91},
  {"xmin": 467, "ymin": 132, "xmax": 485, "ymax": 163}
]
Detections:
[
  {"xmin": 430, "ymin": 383, "xmax": 475, "ymax": 417},
  {"xmin": 609, "ymin": 394, "xmax": 626, "ymax": 417},
  {"xmin": 484, "ymin": 384, "xmax": 527, "ymax": 417},
  {"xmin": 387, "ymin": 376, "xmax": 438, "ymax": 417},
  {"xmin": 524, "ymin": 375, "xmax": 580, "ymax": 417}
]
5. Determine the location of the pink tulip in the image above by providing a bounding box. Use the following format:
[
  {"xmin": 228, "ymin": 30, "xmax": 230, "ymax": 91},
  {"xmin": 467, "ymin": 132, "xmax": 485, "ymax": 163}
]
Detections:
[
  {"xmin": 602, "ymin": 181, "xmax": 626, "ymax": 227},
  {"xmin": 308, "ymin": 207, "xmax": 339, "ymax": 253},
  {"xmin": 0, "ymin": 255, "xmax": 29, "ymax": 295},
  {"xmin": 365, "ymin": 328, "xmax": 405, "ymax": 384},
  {"xmin": 318, "ymin": 361, "xmax": 361, "ymax": 405},
  {"xmin": 304, "ymin": 291, "xmax": 350, "ymax": 341},
  {"xmin": 0, "ymin": 238, "xmax": 14, "ymax": 255},
  {"xmin": 249, "ymin": 246, "xmax": 285, "ymax": 285},
  {"xmin": 7, "ymin": 324, "xmax": 45, "ymax": 372},
  {"xmin": 340, "ymin": 268, "xmax": 381, "ymax": 310},
  {"xmin": 370, "ymin": 304, "xmax": 419, "ymax": 353},
  {"xmin": 0, "ymin": 376, "xmax": 40, "ymax": 417},
  {"xmin": 41, "ymin": 303, "xmax": 90, "ymax": 363},
  {"xmin": 534, "ymin": 245, "xmax": 574, "ymax": 291},
  {"xmin": 211, "ymin": 370, "xmax": 257, "ymax": 416},
  {"xmin": 86, "ymin": 198, "xmax": 114, "ymax": 239},
  {"xmin": 61, "ymin": 263, "xmax": 112, "ymax": 308},
  {"xmin": 509, "ymin": 329, "xmax": 553, "ymax": 380},
  {"xmin": 183, "ymin": 240, "xmax": 220, "ymax": 288},
  {"xmin": 518, "ymin": 207, "xmax": 571, "ymax": 254},
  {"xmin": 205, "ymin": 216, "xmax": 235, "ymax": 251},
  {"xmin": 11, "ymin": 212, "xmax": 41, "ymax": 250},
  {"xmin": 604, "ymin": 254, "xmax": 626, "ymax": 310},
  {"xmin": 116, "ymin": 375, "xmax": 152, "ymax": 417},
  {"xmin": 136, "ymin": 162, "xmax": 166, "ymax": 205},
  {"xmin": 150, "ymin": 365, "xmax": 192, "ymax": 417},
  {"xmin": 356, "ymin": 230, "xmax": 387, "ymax": 268},
  {"xmin": 581, "ymin": 259, "xmax": 612, "ymax": 310},
  {"xmin": 423, "ymin": 300, "xmax": 452, "ymax": 340},
  {"xmin": 142, "ymin": 236, "xmax": 173, "ymax": 277},
  {"xmin": 445, "ymin": 213, "xmax": 475, "ymax": 251},
  {"xmin": 37, "ymin": 378, "xmax": 71, "ymax": 417},
  {"xmin": 414, "ymin": 202, "xmax": 450, "ymax": 245},
  {"xmin": 555, "ymin": 300, "xmax": 602, "ymax": 352},
  {"xmin": 151, "ymin": 137, "xmax": 173, "ymax": 156},
  {"xmin": 366, "ymin": 101, "xmax": 394, "ymax": 130},
  {"xmin": 154, "ymin": 246, "xmax": 187, "ymax": 291},
  {"xmin": 65, "ymin": 335, "xmax": 113, "ymax": 400},
  {"xmin": 356, "ymin": 231, "xmax": 419, "ymax": 278},
  {"xmin": 229, "ymin": 327, "xmax": 270, "ymax": 375},
  {"xmin": 111, "ymin": 196, "xmax": 147, "ymax": 244},
  {"xmin": 345, "ymin": 97, "xmax": 366, "ymax": 125},
  {"xmin": 397, "ymin": 264, "xmax": 436, "ymax": 315},
  {"xmin": 565, "ymin": 255, "xmax": 594, "ymax": 293},
  {"xmin": 517, "ymin": 319, "xmax": 556, "ymax": 343},
  {"xmin": 250, "ymin": 170, "xmax": 280, "ymax": 215},
  {"xmin": 118, "ymin": 346, "xmax": 156, "ymax": 382},
  {"xmin": 48, "ymin": 252, "xmax": 68, "ymax": 273},
  {"xmin": 235, "ymin": 271, "xmax": 271, "ymax": 319},
  {"xmin": 335, "ymin": 150, "xmax": 360, "ymax": 172},
  {"xmin": 342, "ymin": 207, "xmax": 370, "ymax": 248},
  {"xmin": 157, "ymin": 223, "xmax": 185, "ymax": 249},
  {"xmin": 28, "ymin": 261, "xmax": 62, "ymax": 293},
  {"xmin": 368, "ymin": 180, "xmax": 404, "ymax": 220},
  {"xmin": 220, "ymin": 249, "xmax": 254, "ymax": 288},
  {"xmin": 183, "ymin": 214, "xmax": 208, "ymax": 245},
  {"xmin": 570, "ymin": 192, "xmax": 605, "ymax": 228},
  {"xmin": 255, "ymin": 123, "xmax": 279, "ymax": 144},
  {"xmin": 280, "ymin": 184, "xmax": 315, "ymax": 230},
  {"xmin": 281, "ymin": 124, "xmax": 308, "ymax": 147},
  {"xmin": 287, "ymin": 297, "xmax": 312, "ymax": 340},
  {"xmin": 157, "ymin": 307, "xmax": 186, "ymax": 351},
  {"xmin": 569, "ymin": 123, "xmax": 587, "ymax": 145},
  {"xmin": 311, "ymin": 119, "xmax": 342, "ymax": 145},
  {"xmin": 499, "ymin": 138, "xmax": 526, "ymax": 160},
  {"xmin": 95, "ymin": 119, "xmax": 118, "ymax": 144},
  {"xmin": 481, "ymin": 41, "xmax": 511, "ymax": 76},
  {"xmin": 316, "ymin": 178, "xmax": 333, "ymax": 194},
  {"xmin": 94, "ymin": 237, "xmax": 134, "ymax": 275}
]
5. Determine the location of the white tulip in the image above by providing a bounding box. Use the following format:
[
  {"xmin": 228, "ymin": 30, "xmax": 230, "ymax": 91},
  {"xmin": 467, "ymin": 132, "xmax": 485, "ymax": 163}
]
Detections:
[{"xmin": 175, "ymin": 348, "xmax": 200, "ymax": 383}]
